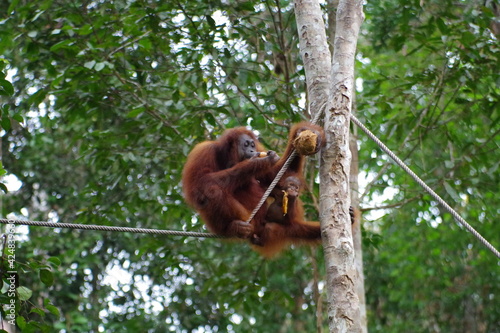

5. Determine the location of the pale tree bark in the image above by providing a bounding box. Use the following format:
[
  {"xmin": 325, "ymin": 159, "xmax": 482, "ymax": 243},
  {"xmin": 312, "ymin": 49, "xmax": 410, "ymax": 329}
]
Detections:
[
  {"xmin": 323, "ymin": 1, "xmax": 364, "ymax": 331},
  {"xmin": 327, "ymin": 0, "xmax": 367, "ymax": 329},
  {"xmin": 349, "ymin": 101, "xmax": 367, "ymax": 333},
  {"xmin": 294, "ymin": 0, "xmax": 331, "ymax": 115},
  {"xmin": 295, "ymin": 0, "xmax": 364, "ymax": 332},
  {"xmin": 294, "ymin": 4, "xmax": 330, "ymax": 331}
]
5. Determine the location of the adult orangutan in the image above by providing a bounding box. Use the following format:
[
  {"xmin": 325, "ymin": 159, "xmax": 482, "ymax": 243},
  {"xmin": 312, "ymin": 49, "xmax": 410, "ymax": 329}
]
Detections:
[{"xmin": 182, "ymin": 122, "xmax": 324, "ymax": 257}]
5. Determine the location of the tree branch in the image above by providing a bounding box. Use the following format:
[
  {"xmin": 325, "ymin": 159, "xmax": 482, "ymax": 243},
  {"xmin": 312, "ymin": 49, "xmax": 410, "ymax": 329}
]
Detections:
[{"xmin": 295, "ymin": 0, "xmax": 364, "ymax": 332}]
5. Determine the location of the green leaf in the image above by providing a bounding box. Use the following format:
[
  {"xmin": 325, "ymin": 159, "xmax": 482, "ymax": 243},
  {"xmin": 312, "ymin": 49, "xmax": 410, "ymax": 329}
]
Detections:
[
  {"xmin": 47, "ymin": 257, "xmax": 61, "ymax": 267},
  {"xmin": 78, "ymin": 24, "xmax": 93, "ymax": 35},
  {"xmin": 84, "ymin": 60, "xmax": 96, "ymax": 69},
  {"xmin": 126, "ymin": 107, "xmax": 145, "ymax": 118},
  {"xmin": 460, "ymin": 31, "xmax": 476, "ymax": 45},
  {"xmin": 49, "ymin": 39, "xmax": 73, "ymax": 52},
  {"xmin": 205, "ymin": 112, "xmax": 216, "ymax": 126},
  {"xmin": 1, "ymin": 116, "xmax": 11, "ymax": 131},
  {"xmin": 444, "ymin": 160, "xmax": 454, "ymax": 169},
  {"xmin": 94, "ymin": 62, "xmax": 106, "ymax": 71},
  {"xmin": 28, "ymin": 89, "xmax": 47, "ymax": 105},
  {"xmin": 0, "ymin": 78, "xmax": 14, "ymax": 96},
  {"xmin": 73, "ymin": 315, "xmax": 89, "ymax": 324},
  {"xmin": 12, "ymin": 114, "xmax": 24, "ymax": 123},
  {"xmin": 39, "ymin": 269, "xmax": 54, "ymax": 287},
  {"xmin": 206, "ymin": 15, "xmax": 216, "ymax": 29},
  {"xmin": 46, "ymin": 304, "xmax": 60, "ymax": 317},
  {"xmin": 7, "ymin": 0, "xmax": 20, "ymax": 14},
  {"xmin": 0, "ymin": 161, "xmax": 6, "ymax": 176},
  {"xmin": 436, "ymin": 18, "xmax": 448, "ymax": 34},
  {"xmin": 443, "ymin": 181, "xmax": 460, "ymax": 202},
  {"xmin": 31, "ymin": 9, "xmax": 46, "ymax": 22},
  {"xmin": 17, "ymin": 286, "xmax": 32, "ymax": 301},
  {"xmin": 16, "ymin": 316, "xmax": 26, "ymax": 330},
  {"xmin": 139, "ymin": 38, "xmax": 152, "ymax": 50},
  {"xmin": 30, "ymin": 307, "xmax": 45, "ymax": 317},
  {"xmin": 235, "ymin": 1, "xmax": 255, "ymax": 11}
]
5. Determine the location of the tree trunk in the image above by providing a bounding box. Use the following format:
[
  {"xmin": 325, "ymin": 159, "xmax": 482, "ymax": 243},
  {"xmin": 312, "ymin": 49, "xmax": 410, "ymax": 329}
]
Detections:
[
  {"xmin": 295, "ymin": 0, "xmax": 364, "ymax": 332},
  {"xmin": 322, "ymin": 1, "xmax": 364, "ymax": 332},
  {"xmin": 327, "ymin": 0, "xmax": 367, "ymax": 330},
  {"xmin": 294, "ymin": 0, "xmax": 331, "ymax": 116},
  {"xmin": 350, "ymin": 101, "xmax": 368, "ymax": 332}
]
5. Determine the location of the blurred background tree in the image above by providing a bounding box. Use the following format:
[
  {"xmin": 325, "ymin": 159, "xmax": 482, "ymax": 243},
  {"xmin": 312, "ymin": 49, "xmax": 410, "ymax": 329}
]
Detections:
[{"xmin": 0, "ymin": 0, "xmax": 498, "ymax": 332}]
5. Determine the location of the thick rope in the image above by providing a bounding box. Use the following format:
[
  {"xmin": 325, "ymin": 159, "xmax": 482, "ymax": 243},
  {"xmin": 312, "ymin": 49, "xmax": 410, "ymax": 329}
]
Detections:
[
  {"xmin": 350, "ymin": 114, "xmax": 500, "ymax": 259},
  {"xmin": 245, "ymin": 150, "xmax": 299, "ymax": 224},
  {"xmin": 0, "ymin": 219, "xmax": 222, "ymax": 238},
  {"xmin": 245, "ymin": 106, "xmax": 325, "ymax": 224},
  {"xmin": 2, "ymin": 112, "xmax": 496, "ymax": 259}
]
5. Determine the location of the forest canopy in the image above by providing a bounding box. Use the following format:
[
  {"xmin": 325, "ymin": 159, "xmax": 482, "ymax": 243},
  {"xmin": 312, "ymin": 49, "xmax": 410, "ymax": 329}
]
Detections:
[{"xmin": 0, "ymin": 0, "xmax": 499, "ymax": 332}]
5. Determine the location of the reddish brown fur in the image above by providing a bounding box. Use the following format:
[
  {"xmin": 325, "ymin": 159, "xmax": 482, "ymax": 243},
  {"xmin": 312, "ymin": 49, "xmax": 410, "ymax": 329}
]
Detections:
[{"xmin": 182, "ymin": 123, "xmax": 325, "ymax": 257}]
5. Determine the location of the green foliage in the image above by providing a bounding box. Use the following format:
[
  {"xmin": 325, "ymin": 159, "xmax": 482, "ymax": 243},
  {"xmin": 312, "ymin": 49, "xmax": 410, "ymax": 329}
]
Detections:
[
  {"xmin": 0, "ymin": 0, "xmax": 498, "ymax": 331},
  {"xmin": 0, "ymin": 0, "xmax": 322, "ymax": 331},
  {"xmin": 0, "ymin": 59, "xmax": 15, "ymax": 191},
  {"xmin": 0, "ymin": 245, "xmax": 61, "ymax": 332},
  {"xmin": 359, "ymin": 0, "xmax": 500, "ymax": 331}
]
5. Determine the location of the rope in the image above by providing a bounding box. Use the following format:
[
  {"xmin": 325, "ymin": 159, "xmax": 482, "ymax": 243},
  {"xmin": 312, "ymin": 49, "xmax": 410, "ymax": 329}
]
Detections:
[
  {"xmin": 245, "ymin": 104, "xmax": 326, "ymax": 224},
  {"xmin": 1, "ymin": 106, "xmax": 329, "ymax": 240},
  {"xmin": 245, "ymin": 151, "xmax": 298, "ymax": 224},
  {"xmin": 350, "ymin": 114, "xmax": 500, "ymax": 259},
  {"xmin": 0, "ymin": 219, "xmax": 222, "ymax": 238},
  {"xmin": 2, "ymin": 111, "xmax": 496, "ymax": 259}
]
